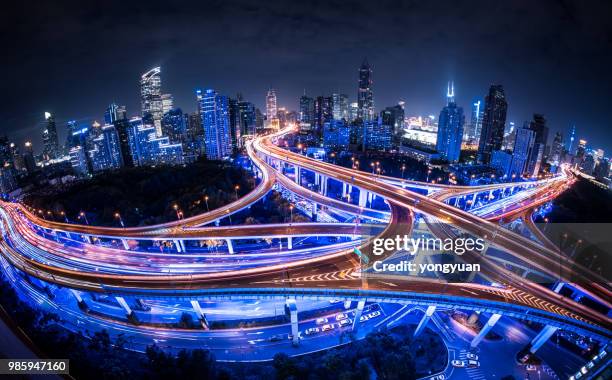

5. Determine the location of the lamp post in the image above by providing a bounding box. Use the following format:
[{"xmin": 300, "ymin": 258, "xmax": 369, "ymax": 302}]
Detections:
[
  {"xmin": 289, "ymin": 204, "xmax": 294, "ymax": 223},
  {"xmin": 114, "ymin": 212, "xmax": 125, "ymax": 228},
  {"xmin": 401, "ymin": 164, "xmax": 406, "ymax": 179},
  {"xmin": 79, "ymin": 211, "xmax": 89, "ymax": 225},
  {"xmin": 204, "ymin": 196, "xmax": 210, "ymax": 212},
  {"xmin": 173, "ymin": 204, "xmax": 180, "ymax": 220},
  {"xmin": 234, "ymin": 185, "xmax": 240, "ymax": 200}
]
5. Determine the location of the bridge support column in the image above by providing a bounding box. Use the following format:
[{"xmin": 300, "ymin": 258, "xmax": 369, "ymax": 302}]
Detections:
[
  {"xmin": 344, "ymin": 300, "xmax": 352, "ymax": 309},
  {"xmin": 294, "ymin": 165, "xmax": 300, "ymax": 184},
  {"xmin": 190, "ymin": 300, "xmax": 209, "ymax": 329},
  {"xmin": 115, "ymin": 296, "xmax": 136, "ymax": 319},
  {"xmin": 287, "ymin": 237, "xmax": 293, "ymax": 250},
  {"xmin": 83, "ymin": 235, "xmax": 92, "ymax": 244},
  {"xmin": 470, "ymin": 313, "xmax": 501, "ymax": 348},
  {"xmin": 358, "ymin": 190, "xmax": 367, "ymax": 207},
  {"xmin": 173, "ymin": 240, "xmax": 182, "ymax": 253},
  {"xmin": 321, "ymin": 175, "xmax": 328, "ymax": 196},
  {"xmin": 121, "ymin": 239, "xmax": 130, "ymax": 250},
  {"xmin": 311, "ymin": 202, "xmax": 318, "ymax": 221},
  {"xmin": 342, "ymin": 183, "xmax": 348, "ymax": 198},
  {"xmin": 367, "ymin": 191, "xmax": 373, "ymax": 207},
  {"xmin": 70, "ymin": 289, "xmax": 88, "ymax": 311},
  {"xmin": 352, "ymin": 299, "xmax": 366, "ymax": 332},
  {"xmin": 179, "ymin": 240, "xmax": 187, "ymax": 253},
  {"xmin": 529, "ymin": 325, "xmax": 559, "ymax": 354},
  {"xmin": 414, "ymin": 305, "xmax": 436, "ymax": 337},
  {"xmin": 286, "ymin": 299, "xmax": 299, "ymax": 346},
  {"xmin": 226, "ymin": 239, "xmax": 234, "ymax": 254},
  {"xmin": 553, "ymin": 281, "xmax": 564, "ymax": 293}
]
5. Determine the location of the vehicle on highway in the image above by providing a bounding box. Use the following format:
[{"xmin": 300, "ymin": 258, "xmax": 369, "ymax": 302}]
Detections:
[
  {"xmin": 315, "ymin": 317, "xmax": 328, "ymax": 325},
  {"xmin": 467, "ymin": 360, "xmax": 480, "ymax": 368},
  {"xmin": 335, "ymin": 313, "xmax": 348, "ymax": 321},
  {"xmin": 451, "ymin": 360, "xmax": 465, "ymax": 368},
  {"xmin": 525, "ymin": 364, "xmax": 536, "ymax": 371},
  {"xmin": 339, "ymin": 318, "xmax": 352, "ymax": 327},
  {"xmin": 304, "ymin": 327, "xmax": 320, "ymax": 336},
  {"xmin": 321, "ymin": 324, "xmax": 335, "ymax": 332},
  {"xmin": 466, "ymin": 353, "xmax": 478, "ymax": 360},
  {"xmin": 429, "ymin": 375, "xmax": 445, "ymax": 380},
  {"xmin": 268, "ymin": 334, "xmax": 287, "ymax": 342}
]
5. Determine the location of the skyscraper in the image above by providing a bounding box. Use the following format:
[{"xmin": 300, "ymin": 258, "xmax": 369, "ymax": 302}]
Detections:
[
  {"xmin": 161, "ymin": 93, "xmax": 174, "ymax": 114},
  {"xmin": 509, "ymin": 126, "xmax": 536, "ymax": 178},
  {"xmin": 331, "ymin": 93, "xmax": 349, "ymax": 121},
  {"xmin": 550, "ymin": 132, "xmax": 564, "ymax": 165},
  {"xmin": 567, "ymin": 125, "xmax": 576, "ymax": 154},
  {"xmin": 104, "ymin": 103, "xmax": 126, "ymax": 125},
  {"xmin": 162, "ymin": 108, "xmax": 187, "ymax": 144},
  {"xmin": 89, "ymin": 125, "xmax": 123, "ymax": 172},
  {"xmin": 528, "ymin": 114, "xmax": 549, "ymax": 169},
  {"xmin": 42, "ymin": 112, "xmax": 60, "ymax": 161},
  {"xmin": 314, "ymin": 96, "xmax": 333, "ymax": 129},
  {"xmin": 380, "ymin": 103, "xmax": 405, "ymax": 143},
  {"xmin": 299, "ymin": 95, "xmax": 315, "ymax": 132},
  {"xmin": 435, "ymin": 83, "xmax": 464, "ymax": 163},
  {"xmin": 140, "ymin": 67, "xmax": 163, "ymax": 137},
  {"xmin": 198, "ymin": 89, "xmax": 231, "ymax": 160},
  {"xmin": 112, "ymin": 110, "xmax": 135, "ymax": 168},
  {"xmin": 477, "ymin": 85, "xmax": 507, "ymax": 164},
  {"xmin": 466, "ymin": 99, "xmax": 483, "ymax": 142},
  {"xmin": 265, "ymin": 89, "xmax": 278, "ymax": 129},
  {"xmin": 357, "ymin": 59, "xmax": 374, "ymax": 121}
]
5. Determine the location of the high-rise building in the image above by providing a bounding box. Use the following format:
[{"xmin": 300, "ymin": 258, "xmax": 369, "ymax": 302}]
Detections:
[
  {"xmin": 89, "ymin": 125, "xmax": 123, "ymax": 172},
  {"xmin": 0, "ymin": 136, "xmax": 12, "ymax": 168},
  {"xmin": 509, "ymin": 126, "xmax": 536, "ymax": 178},
  {"xmin": 349, "ymin": 102, "xmax": 359, "ymax": 122},
  {"xmin": 265, "ymin": 89, "xmax": 278, "ymax": 129},
  {"xmin": 42, "ymin": 112, "xmax": 60, "ymax": 161},
  {"xmin": 140, "ymin": 67, "xmax": 163, "ymax": 137},
  {"xmin": 466, "ymin": 99, "xmax": 483, "ymax": 142},
  {"xmin": 299, "ymin": 95, "xmax": 315, "ymax": 132},
  {"xmin": 127, "ymin": 117, "xmax": 183, "ymax": 166},
  {"xmin": 161, "ymin": 94, "xmax": 174, "ymax": 114},
  {"xmin": 567, "ymin": 125, "xmax": 576, "ymax": 155},
  {"xmin": 491, "ymin": 150, "xmax": 513, "ymax": 178},
  {"xmin": 113, "ymin": 112, "xmax": 135, "ymax": 168},
  {"xmin": 477, "ymin": 85, "xmax": 507, "ymax": 164},
  {"xmin": 550, "ymin": 132, "xmax": 564, "ymax": 165},
  {"xmin": 69, "ymin": 145, "xmax": 89, "ymax": 176},
  {"xmin": 104, "ymin": 103, "xmax": 126, "ymax": 125},
  {"xmin": 331, "ymin": 93, "xmax": 349, "ymax": 121},
  {"xmin": 380, "ymin": 103, "xmax": 405, "ymax": 143},
  {"xmin": 228, "ymin": 98, "xmax": 241, "ymax": 151},
  {"xmin": 435, "ymin": 83, "xmax": 464, "ymax": 163},
  {"xmin": 238, "ymin": 101, "xmax": 257, "ymax": 136},
  {"xmin": 323, "ymin": 119, "xmax": 351, "ymax": 150},
  {"xmin": 23, "ymin": 142, "xmax": 36, "ymax": 174},
  {"xmin": 315, "ymin": 96, "xmax": 333, "ymax": 130},
  {"xmin": 527, "ymin": 114, "xmax": 549, "ymax": 168},
  {"xmin": 198, "ymin": 89, "xmax": 231, "ymax": 160},
  {"xmin": 162, "ymin": 108, "xmax": 187, "ymax": 144},
  {"xmin": 357, "ymin": 59, "xmax": 374, "ymax": 121},
  {"xmin": 363, "ymin": 119, "xmax": 391, "ymax": 151}
]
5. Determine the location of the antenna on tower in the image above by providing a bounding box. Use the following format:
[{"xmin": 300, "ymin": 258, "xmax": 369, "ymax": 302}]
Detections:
[{"xmin": 446, "ymin": 81, "xmax": 455, "ymax": 104}]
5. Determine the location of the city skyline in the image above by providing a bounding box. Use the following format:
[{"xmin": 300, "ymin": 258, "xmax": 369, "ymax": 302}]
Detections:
[{"xmin": 1, "ymin": 1, "xmax": 611, "ymax": 153}]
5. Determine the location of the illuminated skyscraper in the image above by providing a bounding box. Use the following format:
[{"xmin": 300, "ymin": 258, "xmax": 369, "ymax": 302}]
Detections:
[
  {"xmin": 161, "ymin": 93, "xmax": 174, "ymax": 114},
  {"xmin": 466, "ymin": 99, "xmax": 483, "ymax": 142},
  {"xmin": 104, "ymin": 103, "xmax": 126, "ymax": 125},
  {"xmin": 477, "ymin": 85, "xmax": 507, "ymax": 164},
  {"xmin": 357, "ymin": 59, "xmax": 374, "ymax": 121},
  {"xmin": 266, "ymin": 89, "xmax": 278, "ymax": 129},
  {"xmin": 299, "ymin": 94, "xmax": 315, "ymax": 132},
  {"xmin": 435, "ymin": 83, "xmax": 464, "ymax": 163},
  {"xmin": 331, "ymin": 93, "xmax": 349, "ymax": 121},
  {"xmin": 509, "ymin": 126, "xmax": 536, "ymax": 178},
  {"xmin": 140, "ymin": 67, "xmax": 163, "ymax": 137},
  {"xmin": 89, "ymin": 125, "xmax": 123, "ymax": 172},
  {"xmin": 567, "ymin": 125, "xmax": 576, "ymax": 154},
  {"xmin": 162, "ymin": 108, "xmax": 187, "ymax": 144},
  {"xmin": 42, "ymin": 112, "xmax": 60, "ymax": 160},
  {"xmin": 550, "ymin": 132, "xmax": 564, "ymax": 165},
  {"xmin": 527, "ymin": 114, "xmax": 549, "ymax": 171},
  {"xmin": 380, "ymin": 102, "xmax": 405, "ymax": 143},
  {"xmin": 198, "ymin": 89, "xmax": 231, "ymax": 160}
]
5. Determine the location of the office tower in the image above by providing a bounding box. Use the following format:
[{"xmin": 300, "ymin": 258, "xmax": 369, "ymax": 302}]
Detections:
[
  {"xmin": 266, "ymin": 89, "xmax": 278, "ymax": 128},
  {"xmin": 238, "ymin": 101, "xmax": 257, "ymax": 136},
  {"xmin": 255, "ymin": 108, "xmax": 264, "ymax": 130},
  {"xmin": 331, "ymin": 93, "xmax": 349, "ymax": 121},
  {"xmin": 380, "ymin": 103, "xmax": 405, "ymax": 143},
  {"xmin": 477, "ymin": 85, "xmax": 507, "ymax": 164},
  {"xmin": 550, "ymin": 132, "xmax": 563, "ymax": 165},
  {"xmin": 0, "ymin": 136, "xmax": 12, "ymax": 168},
  {"xmin": 112, "ymin": 113, "xmax": 135, "ymax": 168},
  {"xmin": 228, "ymin": 98, "xmax": 241, "ymax": 151},
  {"xmin": 89, "ymin": 125, "xmax": 123, "ymax": 172},
  {"xmin": 140, "ymin": 67, "xmax": 163, "ymax": 137},
  {"xmin": 363, "ymin": 119, "xmax": 391, "ymax": 151},
  {"xmin": 69, "ymin": 146, "xmax": 89, "ymax": 176},
  {"xmin": 315, "ymin": 96, "xmax": 333, "ymax": 129},
  {"xmin": 126, "ymin": 117, "xmax": 183, "ymax": 166},
  {"xmin": 575, "ymin": 139, "xmax": 587, "ymax": 162},
  {"xmin": 528, "ymin": 114, "xmax": 549, "ymax": 166},
  {"xmin": 104, "ymin": 103, "xmax": 126, "ymax": 125},
  {"xmin": 198, "ymin": 89, "xmax": 231, "ymax": 160},
  {"xmin": 23, "ymin": 142, "xmax": 36, "ymax": 174},
  {"xmin": 466, "ymin": 99, "xmax": 483, "ymax": 142},
  {"xmin": 42, "ymin": 112, "xmax": 60, "ymax": 161},
  {"xmin": 357, "ymin": 59, "xmax": 374, "ymax": 121},
  {"xmin": 299, "ymin": 95, "xmax": 315, "ymax": 132},
  {"xmin": 9, "ymin": 143, "xmax": 24, "ymax": 172},
  {"xmin": 349, "ymin": 102, "xmax": 359, "ymax": 122},
  {"xmin": 276, "ymin": 107, "xmax": 288, "ymax": 128},
  {"xmin": 162, "ymin": 108, "xmax": 187, "ymax": 144},
  {"xmin": 435, "ymin": 83, "xmax": 464, "ymax": 163},
  {"xmin": 509, "ymin": 126, "xmax": 536, "ymax": 178},
  {"xmin": 0, "ymin": 165, "xmax": 16, "ymax": 194},
  {"xmin": 161, "ymin": 94, "xmax": 174, "ymax": 114},
  {"xmin": 567, "ymin": 125, "xmax": 576, "ymax": 154},
  {"xmin": 323, "ymin": 119, "xmax": 351, "ymax": 150},
  {"xmin": 491, "ymin": 150, "xmax": 513, "ymax": 177}
]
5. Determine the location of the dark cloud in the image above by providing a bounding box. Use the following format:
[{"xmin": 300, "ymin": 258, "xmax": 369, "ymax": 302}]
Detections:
[{"xmin": 1, "ymin": 0, "xmax": 611, "ymax": 152}]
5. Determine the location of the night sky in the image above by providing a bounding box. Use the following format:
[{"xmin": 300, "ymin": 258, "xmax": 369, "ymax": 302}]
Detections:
[{"xmin": 2, "ymin": 0, "xmax": 611, "ymax": 153}]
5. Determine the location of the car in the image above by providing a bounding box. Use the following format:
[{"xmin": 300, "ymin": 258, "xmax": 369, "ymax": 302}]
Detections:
[
  {"xmin": 586, "ymin": 362, "xmax": 594, "ymax": 370},
  {"xmin": 315, "ymin": 317, "xmax": 328, "ymax": 325},
  {"xmin": 599, "ymin": 349, "xmax": 608, "ymax": 359},
  {"xmin": 369, "ymin": 310, "xmax": 381, "ymax": 318},
  {"xmin": 360, "ymin": 314, "xmax": 370, "ymax": 322},
  {"xmin": 467, "ymin": 360, "xmax": 480, "ymax": 368},
  {"xmin": 321, "ymin": 324, "xmax": 335, "ymax": 332},
  {"xmin": 580, "ymin": 366, "xmax": 588, "ymax": 375},
  {"xmin": 268, "ymin": 334, "xmax": 284, "ymax": 342},
  {"xmin": 304, "ymin": 327, "xmax": 320, "ymax": 335},
  {"xmin": 466, "ymin": 353, "xmax": 478, "ymax": 360},
  {"xmin": 526, "ymin": 365, "xmax": 536, "ymax": 371},
  {"xmin": 430, "ymin": 375, "xmax": 445, "ymax": 380},
  {"xmin": 451, "ymin": 360, "xmax": 466, "ymax": 368},
  {"xmin": 574, "ymin": 372, "xmax": 583, "ymax": 379},
  {"xmin": 335, "ymin": 313, "xmax": 348, "ymax": 321},
  {"xmin": 339, "ymin": 318, "xmax": 352, "ymax": 327}
]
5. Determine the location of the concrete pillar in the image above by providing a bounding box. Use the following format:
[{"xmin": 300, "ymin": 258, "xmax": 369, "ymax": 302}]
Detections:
[
  {"xmin": 83, "ymin": 235, "xmax": 92, "ymax": 244},
  {"xmin": 414, "ymin": 305, "xmax": 436, "ymax": 337},
  {"xmin": 226, "ymin": 239, "xmax": 234, "ymax": 254},
  {"xmin": 367, "ymin": 192, "xmax": 373, "ymax": 207},
  {"xmin": 311, "ymin": 202, "xmax": 318, "ymax": 221},
  {"xmin": 344, "ymin": 300, "xmax": 352, "ymax": 309},
  {"xmin": 286, "ymin": 299, "xmax": 299, "ymax": 346},
  {"xmin": 470, "ymin": 313, "xmax": 501, "ymax": 348},
  {"xmin": 121, "ymin": 239, "xmax": 130, "ymax": 250},
  {"xmin": 115, "ymin": 296, "xmax": 134, "ymax": 317},
  {"xmin": 287, "ymin": 237, "xmax": 293, "ymax": 250},
  {"xmin": 553, "ymin": 282, "xmax": 564, "ymax": 293},
  {"xmin": 529, "ymin": 325, "xmax": 559, "ymax": 354},
  {"xmin": 352, "ymin": 299, "xmax": 366, "ymax": 331},
  {"xmin": 190, "ymin": 300, "xmax": 209, "ymax": 329},
  {"xmin": 173, "ymin": 240, "xmax": 182, "ymax": 253},
  {"xmin": 342, "ymin": 183, "xmax": 348, "ymax": 198},
  {"xmin": 294, "ymin": 165, "xmax": 300, "ymax": 184},
  {"xmin": 358, "ymin": 190, "xmax": 368, "ymax": 207},
  {"xmin": 179, "ymin": 240, "xmax": 187, "ymax": 253},
  {"xmin": 70, "ymin": 289, "xmax": 89, "ymax": 311}
]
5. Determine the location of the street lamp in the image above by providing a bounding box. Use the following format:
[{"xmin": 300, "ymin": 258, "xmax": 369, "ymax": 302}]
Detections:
[
  {"xmin": 204, "ymin": 195, "xmax": 210, "ymax": 212},
  {"xmin": 114, "ymin": 212, "xmax": 125, "ymax": 228},
  {"xmin": 173, "ymin": 204, "xmax": 181, "ymax": 220},
  {"xmin": 79, "ymin": 211, "xmax": 89, "ymax": 225},
  {"xmin": 426, "ymin": 169, "xmax": 432, "ymax": 182},
  {"xmin": 234, "ymin": 185, "xmax": 240, "ymax": 200},
  {"xmin": 401, "ymin": 164, "xmax": 406, "ymax": 179},
  {"xmin": 60, "ymin": 211, "xmax": 68, "ymax": 223},
  {"xmin": 289, "ymin": 204, "xmax": 294, "ymax": 223}
]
